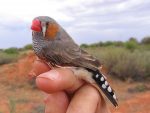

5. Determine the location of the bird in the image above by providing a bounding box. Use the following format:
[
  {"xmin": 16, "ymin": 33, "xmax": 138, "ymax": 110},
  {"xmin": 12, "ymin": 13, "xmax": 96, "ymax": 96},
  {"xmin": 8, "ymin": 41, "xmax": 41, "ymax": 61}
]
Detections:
[{"xmin": 31, "ymin": 16, "xmax": 118, "ymax": 107}]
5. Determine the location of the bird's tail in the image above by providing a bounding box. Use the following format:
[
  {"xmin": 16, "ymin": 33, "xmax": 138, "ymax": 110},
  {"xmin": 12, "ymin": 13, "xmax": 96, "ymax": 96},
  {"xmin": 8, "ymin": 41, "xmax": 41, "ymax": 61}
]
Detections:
[{"xmin": 91, "ymin": 69, "xmax": 118, "ymax": 107}]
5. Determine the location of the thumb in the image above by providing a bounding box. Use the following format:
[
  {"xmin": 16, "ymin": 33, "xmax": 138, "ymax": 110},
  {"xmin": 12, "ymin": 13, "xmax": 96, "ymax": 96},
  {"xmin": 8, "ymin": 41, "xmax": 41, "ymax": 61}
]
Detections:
[{"xmin": 36, "ymin": 68, "xmax": 84, "ymax": 94}]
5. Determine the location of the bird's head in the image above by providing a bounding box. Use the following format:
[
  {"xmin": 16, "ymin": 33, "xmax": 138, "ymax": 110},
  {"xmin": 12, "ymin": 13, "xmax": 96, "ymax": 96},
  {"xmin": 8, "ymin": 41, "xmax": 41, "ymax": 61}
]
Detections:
[{"xmin": 31, "ymin": 16, "xmax": 59, "ymax": 40}]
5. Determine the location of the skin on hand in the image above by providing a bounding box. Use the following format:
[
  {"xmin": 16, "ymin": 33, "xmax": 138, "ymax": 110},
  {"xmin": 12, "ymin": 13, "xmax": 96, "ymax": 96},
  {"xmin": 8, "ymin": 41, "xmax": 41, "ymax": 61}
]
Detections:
[{"xmin": 30, "ymin": 59, "xmax": 111, "ymax": 113}]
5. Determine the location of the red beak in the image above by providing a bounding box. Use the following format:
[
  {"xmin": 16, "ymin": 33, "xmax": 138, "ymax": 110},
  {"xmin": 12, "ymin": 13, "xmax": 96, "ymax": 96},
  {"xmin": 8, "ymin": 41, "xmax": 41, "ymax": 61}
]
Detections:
[{"xmin": 31, "ymin": 19, "xmax": 42, "ymax": 32}]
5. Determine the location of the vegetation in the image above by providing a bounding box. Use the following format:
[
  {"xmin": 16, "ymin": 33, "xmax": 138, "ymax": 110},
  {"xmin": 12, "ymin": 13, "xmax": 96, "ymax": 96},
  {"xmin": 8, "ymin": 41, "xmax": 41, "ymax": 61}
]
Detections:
[
  {"xmin": 4, "ymin": 47, "xmax": 19, "ymax": 54},
  {"xmin": 23, "ymin": 44, "xmax": 32, "ymax": 50},
  {"xmin": 141, "ymin": 36, "xmax": 150, "ymax": 45},
  {"xmin": 81, "ymin": 37, "xmax": 150, "ymax": 81},
  {"xmin": 0, "ymin": 44, "xmax": 33, "ymax": 65},
  {"xmin": 0, "ymin": 51, "xmax": 18, "ymax": 65}
]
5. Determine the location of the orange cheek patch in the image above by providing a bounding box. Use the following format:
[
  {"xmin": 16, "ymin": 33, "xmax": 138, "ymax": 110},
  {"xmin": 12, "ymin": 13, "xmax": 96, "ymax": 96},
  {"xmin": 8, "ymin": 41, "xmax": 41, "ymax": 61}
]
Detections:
[{"xmin": 45, "ymin": 23, "xmax": 59, "ymax": 39}]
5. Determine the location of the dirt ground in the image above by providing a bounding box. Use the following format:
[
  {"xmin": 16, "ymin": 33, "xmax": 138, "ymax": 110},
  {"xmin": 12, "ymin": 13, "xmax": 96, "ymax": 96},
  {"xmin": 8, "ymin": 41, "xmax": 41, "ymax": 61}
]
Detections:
[
  {"xmin": 0, "ymin": 52, "xmax": 150, "ymax": 113},
  {"xmin": 111, "ymin": 91, "xmax": 150, "ymax": 113}
]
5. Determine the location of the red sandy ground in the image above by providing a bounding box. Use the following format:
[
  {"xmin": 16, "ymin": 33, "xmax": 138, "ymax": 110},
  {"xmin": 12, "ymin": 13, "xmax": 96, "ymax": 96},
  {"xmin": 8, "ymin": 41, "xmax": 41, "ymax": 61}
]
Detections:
[
  {"xmin": 111, "ymin": 92, "xmax": 150, "ymax": 113},
  {"xmin": 0, "ymin": 51, "xmax": 150, "ymax": 113}
]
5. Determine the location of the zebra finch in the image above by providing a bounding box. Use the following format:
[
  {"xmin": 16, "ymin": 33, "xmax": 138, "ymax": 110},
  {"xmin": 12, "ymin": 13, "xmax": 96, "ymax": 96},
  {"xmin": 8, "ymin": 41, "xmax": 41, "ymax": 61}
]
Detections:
[{"xmin": 31, "ymin": 16, "xmax": 118, "ymax": 107}]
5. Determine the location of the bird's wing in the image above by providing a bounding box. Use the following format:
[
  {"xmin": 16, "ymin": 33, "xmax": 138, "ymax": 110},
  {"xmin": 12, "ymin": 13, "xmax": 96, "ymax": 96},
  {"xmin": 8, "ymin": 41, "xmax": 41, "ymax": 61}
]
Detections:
[
  {"xmin": 42, "ymin": 39, "xmax": 101, "ymax": 70},
  {"xmin": 42, "ymin": 40, "xmax": 118, "ymax": 107}
]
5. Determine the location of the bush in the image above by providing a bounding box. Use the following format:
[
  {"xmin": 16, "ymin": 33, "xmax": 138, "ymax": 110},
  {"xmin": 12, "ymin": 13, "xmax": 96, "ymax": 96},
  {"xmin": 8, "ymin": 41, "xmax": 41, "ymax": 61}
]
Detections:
[
  {"xmin": 84, "ymin": 47, "xmax": 150, "ymax": 81},
  {"xmin": 125, "ymin": 40, "xmax": 138, "ymax": 51},
  {"xmin": 0, "ymin": 52, "xmax": 18, "ymax": 65},
  {"xmin": 110, "ymin": 50, "xmax": 149, "ymax": 80},
  {"xmin": 80, "ymin": 44, "xmax": 89, "ymax": 48},
  {"xmin": 23, "ymin": 44, "xmax": 33, "ymax": 50},
  {"xmin": 4, "ymin": 47, "xmax": 19, "ymax": 54},
  {"xmin": 103, "ymin": 41, "xmax": 115, "ymax": 46},
  {"xmin": 129, "ymin": 37, "xmax": 138, "ymax": 43},
  {"xmin": 141, "ymin": 36, "xmax": 150, "ymax": 44},
  {"xmin": 82, "ymin": 41, "xmax": 125, "ymax": 48},
  {"xmin": 113, "ymin": 41, "xmax": 124, "ymax": 47}
]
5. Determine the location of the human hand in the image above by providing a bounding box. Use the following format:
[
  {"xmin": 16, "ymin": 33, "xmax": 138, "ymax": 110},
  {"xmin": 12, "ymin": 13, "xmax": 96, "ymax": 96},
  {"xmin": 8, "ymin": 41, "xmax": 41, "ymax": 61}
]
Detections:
[{"xmin": 30, "ymin": 59, "xmax": 111, "ymax": 113}]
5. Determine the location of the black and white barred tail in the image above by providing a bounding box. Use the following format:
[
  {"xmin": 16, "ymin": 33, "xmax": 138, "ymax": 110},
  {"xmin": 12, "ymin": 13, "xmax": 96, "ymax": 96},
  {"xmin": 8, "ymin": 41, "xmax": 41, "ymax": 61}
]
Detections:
[{"xmin": 92, "ymin": 70, "xmax": 118, "ymax": 107}]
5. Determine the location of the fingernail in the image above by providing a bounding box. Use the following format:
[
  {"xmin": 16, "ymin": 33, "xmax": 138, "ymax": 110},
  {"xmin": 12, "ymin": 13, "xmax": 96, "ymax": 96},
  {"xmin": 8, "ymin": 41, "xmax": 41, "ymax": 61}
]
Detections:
[{"xmin": 37, "ymin": 70, "xmax": 60, "ymax": 80}]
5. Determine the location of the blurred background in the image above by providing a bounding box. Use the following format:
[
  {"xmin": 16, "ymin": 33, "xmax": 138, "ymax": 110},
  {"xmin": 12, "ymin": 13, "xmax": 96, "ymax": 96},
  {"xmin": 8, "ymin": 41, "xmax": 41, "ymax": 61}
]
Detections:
[{"xmin": 0, "ymin": 0, "xmax": 150, "ymax": 113}]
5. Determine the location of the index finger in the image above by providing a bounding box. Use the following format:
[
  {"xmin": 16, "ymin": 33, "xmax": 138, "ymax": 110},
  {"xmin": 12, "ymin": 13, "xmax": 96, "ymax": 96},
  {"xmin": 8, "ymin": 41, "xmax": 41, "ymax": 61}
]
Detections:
[
  {"xmin": 36, "ymin": 67, "xmax": 84, "ymax": 94},
  {"xmin": 29, "ymin": 59, "xmax": 51, "ymax": 77}
]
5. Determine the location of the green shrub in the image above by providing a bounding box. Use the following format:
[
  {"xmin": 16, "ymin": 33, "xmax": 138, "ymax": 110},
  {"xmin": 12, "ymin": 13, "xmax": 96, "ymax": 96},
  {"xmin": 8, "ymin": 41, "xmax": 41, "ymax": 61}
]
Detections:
[
  {"xmin": 141, "ymin": 36, "xmax": 150, "ymax": 44},
  {"xmin": 4, "ymin": 47, "xmax": 19, "ymax": 54},
  {"xmin": 110, "ymin": 50, "xmax": 147, "ymax": 80},
  {"xmin": 129, "ymin": 37, "xmax": 138, "ymax": 43},
  {"xmin": 125, "ymin": 40, "xmax": 138, "ymax": 51},
  {"xmin": 23, "ymin": 44, "xmax": 33, "ymax": 50},
  {"xmin": 80, "ymin": 44, "xmax": 89, "ymax": 48},
  {"xmin": 113, "ymin": 41, "xmax": 124, "ymax": 47},
  {"xmin": 84, "ymin": 47, "xmax": 150, "ymax": 81},
  {"xmin": 103, "ymin": 41, "xmax": 114, "ymax": 46},
  {"xmin": 0, "ymin": 52, "xmax": 18, "ymax": 65}
]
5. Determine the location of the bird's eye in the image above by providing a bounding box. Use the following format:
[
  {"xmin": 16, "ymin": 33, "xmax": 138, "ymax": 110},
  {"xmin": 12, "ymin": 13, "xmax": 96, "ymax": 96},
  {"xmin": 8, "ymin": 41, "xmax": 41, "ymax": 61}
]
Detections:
[{"xmin": 31, "ymin": 19, "xmax": 42, "ymax": 32}]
